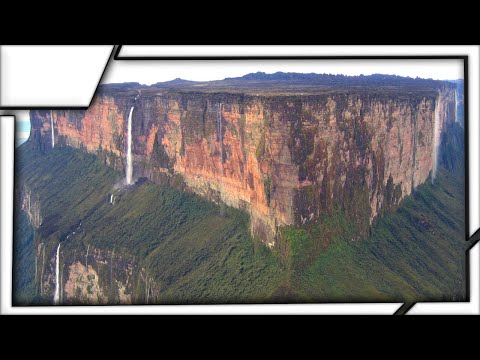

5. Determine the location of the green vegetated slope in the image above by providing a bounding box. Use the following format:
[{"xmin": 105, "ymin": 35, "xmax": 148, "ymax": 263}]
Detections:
[
  {"xmin": 15, "ymin": 143, "xmax": 286, "ymax": 304},
  {"xmin": 284, "ymin": 166, "xmax": 466, "ymax": 303},
  {"xmin": 13, "ymin": 211, "xmax": 36, "ymax": 305},
  {"xmin": 82, "ymin": 183, "xmax": 287, "ymax": 303},
  {"xmin": 15, "ymin": 133, "xmax": 466, "ymax": 303}
]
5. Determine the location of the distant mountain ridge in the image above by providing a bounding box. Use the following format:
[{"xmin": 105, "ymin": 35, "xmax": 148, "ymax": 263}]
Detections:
[
  {"xmin": 101, "ymin": 72, "xmax": 455, "ymax": 89},
  {"xmin": 224, "ymin": 71, "xmax": 449, "ymax": 87},
  {"xmin": 154, "ymin": 78, "xmax": 197, "ymax": 86}
]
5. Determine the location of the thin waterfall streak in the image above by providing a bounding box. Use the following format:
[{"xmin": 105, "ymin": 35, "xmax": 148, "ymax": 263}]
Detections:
[
  {"xmin": 432, "ymin": 99, "xmax": 440, "ymax": 184},
  {"xmin": 41, "ymin": 245, "xmax": 45, "ymax": 296},
  {"xmin": 54, "ymin": 243, "xmax": 61, "ymax": 305},
  {"xmin": 110, "ymin": 249, "xmax": 115, "ymax": 288},
  {"xmin": 50, "ymin": 110, "xmax": 55, "ymax": 149},
  {"xmin": 126, "ymin": 106, "xmax": 134, "ymax": 185},
  {"xmin": 86, "ymin": 244, "xmax": 90, "ymax": 270},
  {"xmin": 145, "ymin": 275, "xmax": 148, "ymax": 304},
  {"xmin": 217, "ymin": 103, "xmax": 225, "ymax": 215},
  {"xmin": 218, "ymin": 103, "xmax": 223, "ymax": 162},
  {"xmin": 454, "ymin": 90, "xmax": 458, "ymax": 123},
  {"xmin": 34, "ymin": 249, "xmax": 38, "ymax": 287},
  {"xmin": 60, "ymin": 264, "xmax": 64, "ymax": 304}
]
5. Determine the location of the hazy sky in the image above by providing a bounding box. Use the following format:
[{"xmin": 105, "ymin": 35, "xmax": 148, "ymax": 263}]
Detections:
[{"xmin": 102, "ymin": 59, "xmax": 464, "ymax": 85}]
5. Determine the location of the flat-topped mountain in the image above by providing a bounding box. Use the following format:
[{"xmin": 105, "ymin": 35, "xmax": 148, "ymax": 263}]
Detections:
[
  {"xmin": 99, "ymin": 72, "xmax": 452, "ymax": 98},
  {"xmin": 16, "ymin": 72, "xmax": 465, "ymax": 305},
  {"xmin": 31, "ymin": 73, "xmax": 457, "ymax": 245}
]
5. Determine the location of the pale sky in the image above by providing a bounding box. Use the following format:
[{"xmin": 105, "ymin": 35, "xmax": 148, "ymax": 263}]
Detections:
[{"xmin": 102, "ymin": 59, "xmax": 464, "ymax": 85}]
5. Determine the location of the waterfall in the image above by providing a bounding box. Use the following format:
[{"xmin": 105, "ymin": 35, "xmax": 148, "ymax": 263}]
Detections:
[
  {"xmin": 145, "ymin": 275, "xmax": 149, "ymax": 305},
  {"xmin": 126, "ymin": 106, "xmax": 134, "ymax": 185},
  {"xmin": 454, "ymin": 90, "xmax": 458, "ymax": 123},
  {"xmin": 217, "ymin": 103, "xmax": 226, "ymax": 216},
  {"xmin": 85, "ymin": 244, "xmax": 90, "ymax": 270},
  {"xmin": 40, "ymin": 245, "xmax": 45, "ymax": 296},
  {"xmin": 432, "ymin": 99, "xmax": 441, "ymax": 184},
  {"xmin": 53, "ymin": 243, "xmax": 61, "ymax": 305},
  {"xmin": 50, "ymin": 110, "xmax": 55, "ymax": 149},
  {"xmin": 110, "ymin": 248, "xmax": 115, "ymax": 287},
  {"xmin": 217, "ymin": 103, "xmax": 223, "ymax": 162}
]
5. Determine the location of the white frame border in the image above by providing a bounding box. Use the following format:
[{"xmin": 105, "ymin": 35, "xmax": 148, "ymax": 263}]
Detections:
[{"xmin": 1, "ymin": 45, "xmax": 478, "ymax": 314}]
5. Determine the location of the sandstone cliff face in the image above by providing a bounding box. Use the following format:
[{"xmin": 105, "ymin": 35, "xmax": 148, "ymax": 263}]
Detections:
[
  {"xmin": 30, "ymin": 85, "xmax": 456, "ymax": 246},
  {"xmin": 33, "ymin": 241, "xmax": 158, "ymax": 305}
]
